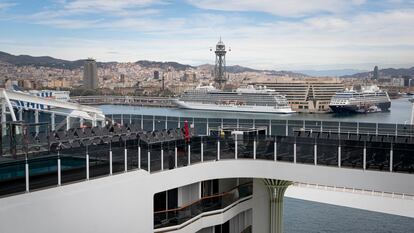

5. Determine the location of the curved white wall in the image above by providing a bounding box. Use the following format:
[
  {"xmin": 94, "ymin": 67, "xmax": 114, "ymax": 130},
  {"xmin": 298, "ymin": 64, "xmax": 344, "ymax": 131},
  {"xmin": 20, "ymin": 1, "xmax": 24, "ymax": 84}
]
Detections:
[{"xmin": 0, "ymin": 160, "xmax": 413, "ymax": 233}]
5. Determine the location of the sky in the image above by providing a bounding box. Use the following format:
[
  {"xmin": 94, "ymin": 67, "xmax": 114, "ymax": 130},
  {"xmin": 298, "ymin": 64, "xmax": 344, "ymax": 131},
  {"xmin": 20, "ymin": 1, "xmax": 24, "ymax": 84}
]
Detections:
[{"xmin": 0, "ymin": 0, "xmax": 414, "ymax": 71}]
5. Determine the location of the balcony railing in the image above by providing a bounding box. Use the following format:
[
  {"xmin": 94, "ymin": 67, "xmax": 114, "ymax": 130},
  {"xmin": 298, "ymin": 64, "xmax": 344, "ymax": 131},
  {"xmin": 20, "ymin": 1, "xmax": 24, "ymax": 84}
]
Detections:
[
  {"xmin": 153, "ymin": 182, "xmax": 253, "ymax": 230},
  {"xmin": 1, "ymin": 122, "xmax": 414, "ymax": 198}
]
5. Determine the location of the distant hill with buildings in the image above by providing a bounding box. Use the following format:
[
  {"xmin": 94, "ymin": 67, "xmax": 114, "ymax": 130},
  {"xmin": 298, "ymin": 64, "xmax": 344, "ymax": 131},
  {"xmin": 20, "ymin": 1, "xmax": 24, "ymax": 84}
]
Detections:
[
  {"xmin": 341, "ymin": 67, "xmax": 414, "ymax": 78},
  {"xmin": 0, "ymin": 50, "xmax": 305, "ymax": 77}
]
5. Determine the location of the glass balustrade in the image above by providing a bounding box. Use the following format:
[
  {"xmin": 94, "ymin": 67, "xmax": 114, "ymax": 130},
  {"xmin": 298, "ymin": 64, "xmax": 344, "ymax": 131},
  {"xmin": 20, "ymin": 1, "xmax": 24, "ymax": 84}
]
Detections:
[
  {"xmin": 1, "ymin": 118, "xmax": 414, "ymax": 198},
  {"xmin": 153, "ymin": 182, "xmax": 253, "ymax": 229}
]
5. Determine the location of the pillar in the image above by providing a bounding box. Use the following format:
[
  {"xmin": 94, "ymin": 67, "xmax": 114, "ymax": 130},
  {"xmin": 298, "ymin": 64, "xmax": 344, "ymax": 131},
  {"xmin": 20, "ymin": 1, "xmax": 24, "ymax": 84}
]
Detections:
[{"xmin": 263, "ymin": 179, "xmax": 292, "ymax": 233}]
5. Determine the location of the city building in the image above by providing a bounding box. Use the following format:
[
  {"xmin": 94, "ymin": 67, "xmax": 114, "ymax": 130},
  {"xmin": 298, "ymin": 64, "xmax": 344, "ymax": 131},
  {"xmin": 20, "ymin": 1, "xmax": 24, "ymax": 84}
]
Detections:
[
  {"xmin": 83, "ymin": 58, "xmax": 98, "ymax": 89},
  {"xmin": 253, "ymin": 78, "xmax": 344, "ymax": 113}
]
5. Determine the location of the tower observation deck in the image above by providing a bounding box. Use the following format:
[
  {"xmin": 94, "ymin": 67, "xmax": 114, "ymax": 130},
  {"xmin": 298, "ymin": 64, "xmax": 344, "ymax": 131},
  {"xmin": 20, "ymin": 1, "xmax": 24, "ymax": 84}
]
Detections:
[{"xmin": 213, "ymin": 38, "xmax": 229, "ymax": 89}]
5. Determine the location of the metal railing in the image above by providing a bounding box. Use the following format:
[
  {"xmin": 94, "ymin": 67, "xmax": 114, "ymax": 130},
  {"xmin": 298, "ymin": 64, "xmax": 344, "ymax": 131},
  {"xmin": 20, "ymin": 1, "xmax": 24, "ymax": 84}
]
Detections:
[
  {"xmin": 108, "ymin": 114, "xmax": 414, "ymax": 138},
  {"xmin": 1, "ymin": 127, "xmax": 413, "ymax": 198},
  {"xmin": 154, "ymin": 182, "xmax": 253, "ymax": 230}
]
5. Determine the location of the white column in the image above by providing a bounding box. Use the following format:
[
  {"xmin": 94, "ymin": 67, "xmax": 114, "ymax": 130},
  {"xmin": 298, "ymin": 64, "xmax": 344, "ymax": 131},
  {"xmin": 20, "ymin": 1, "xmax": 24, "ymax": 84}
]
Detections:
[
  {"xmin": 264, "ymin": 179, "xmax": 292, "ymax": 233},
  {"xmin": 363, "ymin": 145, "xmax": 366, "ymax": 170},
  {"xmin": 25, "ymin": 161, "xmax": 29, "ymax": 192},
  {"xmin": 66, "ymin": 116, "xmax": 70, "ymax": 130},
  {"xmin": 57, "ymin": 158, "xmax": 61, "ymax": 186},
  {"xmin": 217, "ymin": 140, "xmax": 220, "ymax": 160},
  {"xmin": 51, "ymin": 112, "xmax": 56, "ymax": 131},
  {"xmin": 161, "ymin": 149, "xmax": 164, "ymax": 171},
  {"xmin": 109, "ymin": 150, "xmax": 113, "ymax": 175},
  {"xmin": 124, "ymin": 148, "xmax": 128, "ymax": 172},
  {"xmin": 152, "ymin": 116, "xmax": 155, "ymax": 131},
  {"xmin": 253, "ymin": 119, "xmax": 256, "ymax": 129},
  {"xmin": 314, "ymin": 143, "xmax": 317, "ymax": 165},
  {"xmin": 293, "ymin": 143, "xmax": 297, "ymax": 163},
  {"xmin": 338, "ymin": 146, "xmax": 342, "ymax": 168},
  {"xmin": 138, "ymin": 146, "xmax": 141, "ymax": 169},
  {"xmin": 253, "ymin": 139, "xmax": 256, "ymax": 159},
  {"xmin": 188, "ymin": 144, "xmax": 191, "ymax": 165},
  {"xmin": 86, "ymin": 153, "xmax": 90, "ymax": 180},
  {"xmin": 140, "ymin": 115, "xmax": 144, "ymax": 129},
  {"xmin": 178, "ymin": 117, "xmax": 180, "ymax": 128},
  {"xmin": 236, "ymin": 118, "xmax": 239, "ymax": 128},
  {"xmin": 120, "ymin": 114, "xmax": 124, "ymax": 126},
  {"xmin": 174, "ymin": 147, "xmax": 178, "ymax": 168},
  {"xmin": 201, "ymin": 142, "xmax": 204, "ymax": 162}
]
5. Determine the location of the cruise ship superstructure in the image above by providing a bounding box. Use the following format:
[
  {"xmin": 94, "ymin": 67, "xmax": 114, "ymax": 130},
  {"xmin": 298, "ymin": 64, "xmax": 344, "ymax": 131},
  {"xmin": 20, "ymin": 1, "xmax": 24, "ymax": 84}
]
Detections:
[
  {"xmin": 174, "ymin": 85, "xmax": 294, "ymax": 114},
  {"xmin": 329, "ymin": 85, "xmax": 391, "ymax": 113}
]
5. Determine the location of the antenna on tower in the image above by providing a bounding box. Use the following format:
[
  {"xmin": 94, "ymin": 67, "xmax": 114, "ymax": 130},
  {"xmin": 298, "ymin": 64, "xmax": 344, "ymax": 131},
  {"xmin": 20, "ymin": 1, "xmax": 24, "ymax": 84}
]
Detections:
[{"xmin": 212, "ymin": 37, "xmax": 229, "ymax": 89}]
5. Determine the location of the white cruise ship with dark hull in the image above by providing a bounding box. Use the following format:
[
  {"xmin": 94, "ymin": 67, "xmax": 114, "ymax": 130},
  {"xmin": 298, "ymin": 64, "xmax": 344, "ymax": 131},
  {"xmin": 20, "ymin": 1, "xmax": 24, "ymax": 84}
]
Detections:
[
  {"xmin": 174, "ymin": 85, "xmax": 294, "ymax": 114},
  {"xmin": 329, "ymin": 85, "xmax": 391, "ymax": 113}
]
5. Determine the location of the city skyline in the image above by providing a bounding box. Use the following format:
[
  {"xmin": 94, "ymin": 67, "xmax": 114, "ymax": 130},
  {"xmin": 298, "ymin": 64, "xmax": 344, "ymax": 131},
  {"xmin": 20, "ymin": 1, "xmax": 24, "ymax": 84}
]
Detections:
[{"xmin": 0, "ymin": 0, "xmax": 414, "ymax": 70}]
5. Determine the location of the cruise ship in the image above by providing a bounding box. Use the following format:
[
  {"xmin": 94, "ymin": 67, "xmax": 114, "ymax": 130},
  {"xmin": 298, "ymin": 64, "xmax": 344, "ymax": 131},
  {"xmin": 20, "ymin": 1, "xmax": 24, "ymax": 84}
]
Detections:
[
  {"xmin": 174, "ymin": 85, "xmax": 294, "ymax": 114},
  {"xmin": 329, "ymin": 85, "xmax": 391, "ymax": 113}
]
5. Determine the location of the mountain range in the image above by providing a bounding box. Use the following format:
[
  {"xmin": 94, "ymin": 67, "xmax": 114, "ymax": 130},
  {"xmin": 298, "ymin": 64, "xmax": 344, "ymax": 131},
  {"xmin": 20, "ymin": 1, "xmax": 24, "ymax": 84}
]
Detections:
[{"xmin": 0, "ymin": 51, "xmax": 412, "ymax": 78}]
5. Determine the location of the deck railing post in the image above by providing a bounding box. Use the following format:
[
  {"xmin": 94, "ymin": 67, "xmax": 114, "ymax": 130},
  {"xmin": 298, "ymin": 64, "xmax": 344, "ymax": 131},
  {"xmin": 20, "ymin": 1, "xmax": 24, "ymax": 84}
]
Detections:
[
  {"xmin": 235, "ymin": 134, "xmax": 238, "ymax": 160},
  {"xmin": 338, "ymin": 146, "xmax": 341, "ymax": 168},
  {"xmin": 124, "ymin": 147, "xmax": 128, "ymax": 172},
  {"xmin": 152, "ymin": 116, "xmax": 155, "ymax": 132},
  {"xmin": 390, "ymin": 144, "xmax": 393, "ymax": 172},
  {"xmin": 86, "ymin": 152, "xmax": 90, "ymax": 180},
  {"xmin": 253, "ymin": 139, "xmax": 256, "ymax": 160},
  {"xmin": 363, "ymin": 144, "xmax": 366, "ymax": 170},
  {"xmin": 25, "ymin": 160, "xmax": 29, "ymax": 192},
  {"xmin": 293, "ymin": 142, "xmax": 297, "ymax": 164},
  {"xmin": 138, "ymin": 146, "xmax": 141, "ymax": 170},
  {"xmin": 201, "ymin": 142, "xmax": 204, "ymax": 162},
  {"xmin": 188, "ymin": 144, "xmax": 191, "ymax": 165},
  {"xmin": 175, "ymin": 147, "xmax": 178, "ymax": 168},
  {"xmin": 109, "ymin": 150, "xmax": 113, "ymax": 175},
  {"xmin": 57, "ymin": 157, "xmax": 61, "ymax": 186},
  {"xmin": 161, "ymin": 149, "xmax": 164, "ymax": 171},
  {"xmin": 285, "ymin": 120, "xmax": 289, "ymax": 136},
  {"xmin": 274, "ymin": 140, "xmax": 277, "ymax": 161},
  {"xmin": 217, "ymin": 140, "xmax": 220, "ymax": 160},
  {"xmin": 148, "ymin": 151, "xmax": 151, "ymax": 173}
]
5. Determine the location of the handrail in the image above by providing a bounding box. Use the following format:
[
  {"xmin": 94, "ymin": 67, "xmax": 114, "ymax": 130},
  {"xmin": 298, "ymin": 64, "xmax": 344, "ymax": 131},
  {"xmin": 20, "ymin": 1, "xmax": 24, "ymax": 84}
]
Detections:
[{"xmin": 154, "ymin": 181, "xmax": 253, "ymax": 214}]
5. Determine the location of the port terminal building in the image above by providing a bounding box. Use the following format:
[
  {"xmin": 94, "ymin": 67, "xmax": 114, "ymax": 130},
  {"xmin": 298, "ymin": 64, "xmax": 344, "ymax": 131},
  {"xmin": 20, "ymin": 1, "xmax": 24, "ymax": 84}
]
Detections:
[{"xmin": 253, "ymin": 78, "xmax": 344, "ymax": 113}]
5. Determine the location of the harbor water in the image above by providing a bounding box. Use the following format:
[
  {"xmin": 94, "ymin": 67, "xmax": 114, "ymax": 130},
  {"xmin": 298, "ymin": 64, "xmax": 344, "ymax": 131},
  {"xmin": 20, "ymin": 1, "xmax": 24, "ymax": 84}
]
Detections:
[{"xmin": 99, "ymin": 97, "xmax": 414, "ymax": 233}]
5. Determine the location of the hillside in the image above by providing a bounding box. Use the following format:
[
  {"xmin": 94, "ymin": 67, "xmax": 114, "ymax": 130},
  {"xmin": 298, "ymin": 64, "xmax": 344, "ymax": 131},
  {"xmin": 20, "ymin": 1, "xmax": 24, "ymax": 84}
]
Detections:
[
  {"xmin": 0, "ymin": 50, "xmax": 306, "ymax": 76},
  {"xmin": 341, "ymin": 67, "xmax": 414, "ymax": 78}
]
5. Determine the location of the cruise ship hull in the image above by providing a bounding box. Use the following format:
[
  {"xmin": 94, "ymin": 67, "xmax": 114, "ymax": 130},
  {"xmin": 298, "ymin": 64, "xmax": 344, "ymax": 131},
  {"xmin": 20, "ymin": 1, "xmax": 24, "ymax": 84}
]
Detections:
[
  {"xmin": 329, "ymin": 101, "xmax": 391, "ymax": 113},
  {"xmin": 174, "ymin": 100, "xmax": 295, "ymax": 114}
]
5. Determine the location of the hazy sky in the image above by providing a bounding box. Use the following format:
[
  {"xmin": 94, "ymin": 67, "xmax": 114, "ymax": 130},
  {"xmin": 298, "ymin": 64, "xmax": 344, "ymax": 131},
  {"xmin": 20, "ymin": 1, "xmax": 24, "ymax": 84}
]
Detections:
[{"xmin": 0, "ymin": 0, "xmax": 413, "ymax": 70}]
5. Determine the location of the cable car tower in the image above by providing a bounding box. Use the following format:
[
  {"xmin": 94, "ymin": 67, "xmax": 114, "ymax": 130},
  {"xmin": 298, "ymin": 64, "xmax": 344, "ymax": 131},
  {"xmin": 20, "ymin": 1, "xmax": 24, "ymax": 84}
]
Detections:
[{"xmin": 211, "ymin": 38, "xmax": 230, "ymax": 89}]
